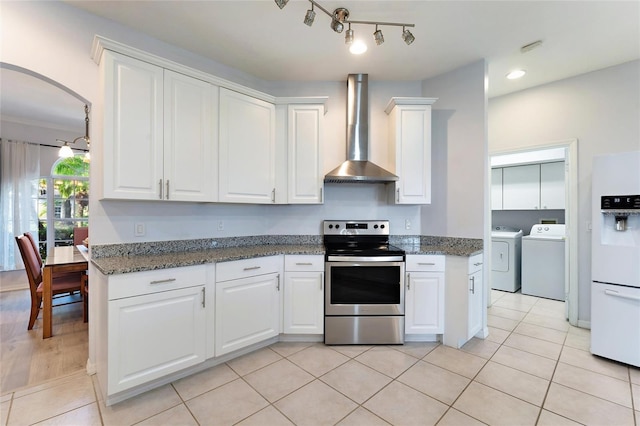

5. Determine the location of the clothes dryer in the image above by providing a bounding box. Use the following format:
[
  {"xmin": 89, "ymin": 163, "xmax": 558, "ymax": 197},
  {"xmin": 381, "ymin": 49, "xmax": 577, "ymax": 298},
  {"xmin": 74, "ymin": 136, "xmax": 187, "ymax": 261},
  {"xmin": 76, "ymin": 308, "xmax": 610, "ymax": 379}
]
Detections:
[
  {"xmin": 491, "ymin": 226, "xmax": 522, "ymax": 292},
  {"xmin": 521, "ymin": 224, "xmax": 566, "ymax": 300}
]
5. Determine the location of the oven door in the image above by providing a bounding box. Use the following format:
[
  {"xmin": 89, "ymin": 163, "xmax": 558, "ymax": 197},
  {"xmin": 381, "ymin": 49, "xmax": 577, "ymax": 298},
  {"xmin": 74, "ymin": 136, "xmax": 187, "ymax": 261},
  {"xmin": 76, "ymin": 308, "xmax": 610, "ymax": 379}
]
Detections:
[{"xmin": 325, "ymin": 259, "xmax": 405, "ymax": 316}]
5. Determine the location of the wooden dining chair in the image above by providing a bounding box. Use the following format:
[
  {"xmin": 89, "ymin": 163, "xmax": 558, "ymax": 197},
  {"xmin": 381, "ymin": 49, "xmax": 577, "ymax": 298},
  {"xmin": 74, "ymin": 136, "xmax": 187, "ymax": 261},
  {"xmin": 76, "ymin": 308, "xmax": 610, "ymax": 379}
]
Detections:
[
  {"xmin": 73, "ymin": 227, "xmax": 88, "ymax": 246},
  {"xmin": 14, "ymin": 235, "xmax": 85, "ymax": 330}
]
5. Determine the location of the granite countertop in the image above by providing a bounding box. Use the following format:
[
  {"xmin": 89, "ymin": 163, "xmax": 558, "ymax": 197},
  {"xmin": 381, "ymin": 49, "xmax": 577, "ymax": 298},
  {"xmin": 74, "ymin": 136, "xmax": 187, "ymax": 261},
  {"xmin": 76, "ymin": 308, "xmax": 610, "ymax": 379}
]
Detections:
[
  {"xmin": 91, "ymin": 244, "xmax": 324, "ymax": 275},
  {"xmin": 91, "ymin": 235, "xmax": 483, "ymax": 275}
]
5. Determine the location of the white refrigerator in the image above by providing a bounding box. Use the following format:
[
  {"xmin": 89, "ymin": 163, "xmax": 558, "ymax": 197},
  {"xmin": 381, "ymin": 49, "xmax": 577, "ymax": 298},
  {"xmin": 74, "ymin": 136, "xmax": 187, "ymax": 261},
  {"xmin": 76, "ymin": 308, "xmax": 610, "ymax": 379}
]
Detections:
[{"xmin": 591, "ymin": 151, "xmax": 640, "ymax": 367}]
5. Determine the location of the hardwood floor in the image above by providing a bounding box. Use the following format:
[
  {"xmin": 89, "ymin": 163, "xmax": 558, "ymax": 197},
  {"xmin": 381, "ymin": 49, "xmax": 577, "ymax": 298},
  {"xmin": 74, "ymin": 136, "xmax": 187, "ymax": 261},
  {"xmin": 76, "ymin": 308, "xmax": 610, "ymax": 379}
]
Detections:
[{"xmin": 0, "ymin": 285, "xmax": 88, "ymax": 394}]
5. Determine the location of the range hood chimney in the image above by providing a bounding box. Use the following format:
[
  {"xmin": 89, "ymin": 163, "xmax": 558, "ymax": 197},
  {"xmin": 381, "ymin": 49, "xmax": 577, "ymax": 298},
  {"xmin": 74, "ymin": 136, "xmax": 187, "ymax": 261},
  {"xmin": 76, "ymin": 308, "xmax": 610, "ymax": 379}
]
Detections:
[{"xmin": 324, "ymin": 74, "xmax": 398, "ymax": 183}]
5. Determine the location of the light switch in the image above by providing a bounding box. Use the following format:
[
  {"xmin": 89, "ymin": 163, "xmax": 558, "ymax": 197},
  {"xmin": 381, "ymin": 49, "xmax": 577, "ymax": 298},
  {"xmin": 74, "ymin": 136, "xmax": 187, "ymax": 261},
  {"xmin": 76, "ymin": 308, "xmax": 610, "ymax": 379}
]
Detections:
[{"xmin": 134, "ymin": 222, "xmax": 146, "ymax": 237}]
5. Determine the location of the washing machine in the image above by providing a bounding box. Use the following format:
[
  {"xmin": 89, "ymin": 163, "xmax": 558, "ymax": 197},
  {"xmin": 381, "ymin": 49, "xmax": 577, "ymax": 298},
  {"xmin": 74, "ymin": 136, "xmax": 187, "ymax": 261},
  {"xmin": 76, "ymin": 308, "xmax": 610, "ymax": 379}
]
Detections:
[
  {"xmin": 521, "ymin": 224, "xmax": 566, "ymax": 300},
  {"xmin": 491, "ymin": 226, "xmax": 523, "ymax": 292}
]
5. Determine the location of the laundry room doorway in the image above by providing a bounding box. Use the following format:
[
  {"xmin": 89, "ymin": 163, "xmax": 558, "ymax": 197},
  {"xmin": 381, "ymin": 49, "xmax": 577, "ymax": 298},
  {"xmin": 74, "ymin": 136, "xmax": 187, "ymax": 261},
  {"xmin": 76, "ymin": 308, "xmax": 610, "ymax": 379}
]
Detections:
[{"xmin": 489, "ymin": 139, "xmax": 578, "ymax": 327}]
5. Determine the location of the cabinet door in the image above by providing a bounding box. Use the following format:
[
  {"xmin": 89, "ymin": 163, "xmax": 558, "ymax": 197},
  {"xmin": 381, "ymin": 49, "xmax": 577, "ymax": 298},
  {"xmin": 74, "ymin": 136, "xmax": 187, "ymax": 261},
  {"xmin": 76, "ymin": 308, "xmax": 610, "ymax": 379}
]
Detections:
[
  {"xmin": 215, "ymin": 273, "xmax": 280, "ymax": 356},
  {"xmin": 405, "ymin": 271, "xmax": 444, "ymax": 334},
  {"xmin": 283, "ymin": 271, "xmax": 324, "ymax": 334},
  {"xmin": 491, "ymin": 168, "xmax": 503, "ymax": 210},
  {"xmin": 108, "ymin": 285, "xmax": 206, "ymax": 394},
  {"xmin": 389, "ymin": 105, "xmax": 432, "ymax": 204},
  {"xmin": 540, "ymin": 161, "xmax": 565, "ymax": 209},
  {"xmin": 164, "ymin": 70, "xmax": 218, "ymax": 202},
  {"xmin": 219, "ymin": 88, "xmax": 276, "ymax": 204},
  {"xmin": 102, "ymin": 51, "xmax": 164, "ymax": 200},
  {"xmin": 287, "ymin": 104, "xmax": 324, "ymax": 204},
  {"xmin": 468, "ymin": 269, "xmax": 483, "ymax": 339},
  {"xmin": 502, "ymin": 164, "xmax": 540, "ymax": 210}
]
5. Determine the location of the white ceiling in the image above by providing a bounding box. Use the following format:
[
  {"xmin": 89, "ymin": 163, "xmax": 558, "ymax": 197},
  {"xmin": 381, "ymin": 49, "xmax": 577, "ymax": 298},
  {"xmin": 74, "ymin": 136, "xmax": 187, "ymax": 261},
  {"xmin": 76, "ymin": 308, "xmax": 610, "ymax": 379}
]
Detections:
[{"xmin": 2, "ymin": 1, "xmax": 639, "ymax": 131}]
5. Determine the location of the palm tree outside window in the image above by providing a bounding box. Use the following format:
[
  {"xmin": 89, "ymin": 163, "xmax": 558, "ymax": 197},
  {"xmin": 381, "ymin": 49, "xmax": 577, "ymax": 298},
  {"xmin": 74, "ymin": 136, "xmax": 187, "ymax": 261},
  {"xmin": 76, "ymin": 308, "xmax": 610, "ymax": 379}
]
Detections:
[{"xmin": 36, "ymin": 155, "xmax": 89, "ymax": 259}]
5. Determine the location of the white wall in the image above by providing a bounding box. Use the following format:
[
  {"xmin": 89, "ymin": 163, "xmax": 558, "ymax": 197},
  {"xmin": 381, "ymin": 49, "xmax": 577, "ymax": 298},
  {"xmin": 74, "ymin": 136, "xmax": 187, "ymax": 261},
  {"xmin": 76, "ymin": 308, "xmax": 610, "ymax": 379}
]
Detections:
[
  {"xmin": 488, "ymin": 59, "xmax": 640, "ymax": 323},
  {"xmin": 420, "ymin": 60, "xmax": 488, "ymax": 239}
]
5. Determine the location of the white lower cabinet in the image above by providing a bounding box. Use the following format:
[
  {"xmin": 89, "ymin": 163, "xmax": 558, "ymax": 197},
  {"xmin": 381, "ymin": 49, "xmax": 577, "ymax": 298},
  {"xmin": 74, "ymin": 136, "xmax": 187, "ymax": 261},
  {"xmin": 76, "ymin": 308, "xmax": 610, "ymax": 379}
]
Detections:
[
  {"xmin": 283, "ymin": 255, "xmax": 324, "ymax": 334},
  {"xmin": 102, "ymin": 265, "xmax": 208, "ymax": 396},
  {"xmin": 405, "ymin": 255, "xmax": 445, "ymax": 336},
  {"xmin": 215, "ymin": 256, "xmax": 282, "ymax": 356},
  {"xmin": 444, "ymin": 252, "xmax": 484, "ymax": 348}
]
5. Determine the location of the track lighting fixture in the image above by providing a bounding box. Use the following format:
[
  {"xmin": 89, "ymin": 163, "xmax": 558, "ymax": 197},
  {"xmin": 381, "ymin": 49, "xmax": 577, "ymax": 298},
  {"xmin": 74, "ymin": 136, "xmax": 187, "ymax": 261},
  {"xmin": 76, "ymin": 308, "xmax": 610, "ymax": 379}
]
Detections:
[
  {"xmin": 274, "ymin": 0, "xmax": 288, "ymax": 10},
  {"xmin": 345, "ymin": 23, "xmax": 354, "ymax": 45},
  {"xmin": 57, "ymin": 104, "xmax": 91, "ymax": 160},
  {"xmin": 402, "ymin": 26, "xmax": 415, "ymax": 45},
  {"xmin": 304, "ymin": 3, "xmax": 315, "ymax": 26},
  {"xmin": 373, "ymin": 25, "xmax": 384, "ymax": 45},
  {"xmin": 277, "ymin": 0, "xmax": 415, "ymax": 50}
]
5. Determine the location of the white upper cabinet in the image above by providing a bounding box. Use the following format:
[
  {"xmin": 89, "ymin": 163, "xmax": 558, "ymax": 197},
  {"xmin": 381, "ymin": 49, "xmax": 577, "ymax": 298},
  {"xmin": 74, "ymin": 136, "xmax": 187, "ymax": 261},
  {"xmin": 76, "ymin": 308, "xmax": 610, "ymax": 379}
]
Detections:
[
  {"xmin": 540, "ymin": 161, "xmax": 565, "ymax": 209},
  {"xmin": 164, "ymin": 70, "xmax": 218, "ymax": 202},
  {"xmin": 287, "ymin": 104, "xmax": 324, "ymax": 204},
  {"xmin": 491, "ymin": 168, "xmax": 503, "ymax": 210},
  {"xmin": 100, "ymin": 50, "xmax": 217, "ymax": 202},
  {"xmin": 497, "ymin": 161, "xmax": 565, "ymax": 210},
  {"xmin": 385, "ymin": 98, "xmax": 437, "ymax": 204},
  {"xmin": 219, "ymin": 88, "xmax": 276, "ymax": 204},
  {"xmin": 101, "ymin": 51, "xmax": 164, "ymax": 200},
  {"xmin": 502, "ymin": 164, "xmax": 541, "ymax": 210}
]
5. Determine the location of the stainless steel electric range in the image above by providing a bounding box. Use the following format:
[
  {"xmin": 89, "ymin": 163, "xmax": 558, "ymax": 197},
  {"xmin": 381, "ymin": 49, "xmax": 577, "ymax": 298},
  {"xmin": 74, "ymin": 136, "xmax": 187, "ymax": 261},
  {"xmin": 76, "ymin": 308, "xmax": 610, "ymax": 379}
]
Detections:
[{"xmin": 323, "ymin": 220, "xmax": 406, "ymax": 345}]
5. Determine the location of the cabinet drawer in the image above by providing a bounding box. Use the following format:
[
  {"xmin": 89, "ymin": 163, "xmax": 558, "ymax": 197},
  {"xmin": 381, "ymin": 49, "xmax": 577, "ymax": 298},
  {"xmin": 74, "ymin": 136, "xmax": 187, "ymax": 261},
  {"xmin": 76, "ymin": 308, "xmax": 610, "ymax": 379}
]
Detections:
[
  {"xmin": 284, "ymin": 255, "xmax": 324, "ymax": 272},
  {"xmin": 216, "ymin": 255, "xmax": 281, "ymax": 282},
  {"xmin": 469, "ymin": 253, "xmax": 484, "ymax": 274},
  {"xmin": 108, "ymin": 265, "xmax": 207, "ymax": 300},
  {"xmin": 406, "ymin": 255, "xmax": 445, "ymax": 272}
]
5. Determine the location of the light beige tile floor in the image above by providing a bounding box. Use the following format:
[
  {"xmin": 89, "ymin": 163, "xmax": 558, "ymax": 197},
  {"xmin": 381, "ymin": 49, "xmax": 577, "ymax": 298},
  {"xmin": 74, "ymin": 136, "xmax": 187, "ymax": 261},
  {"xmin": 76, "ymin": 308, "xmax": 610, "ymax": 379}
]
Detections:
[{"xmin": 2, "ymin": 290, "xmax": 639, "ymax": 425}]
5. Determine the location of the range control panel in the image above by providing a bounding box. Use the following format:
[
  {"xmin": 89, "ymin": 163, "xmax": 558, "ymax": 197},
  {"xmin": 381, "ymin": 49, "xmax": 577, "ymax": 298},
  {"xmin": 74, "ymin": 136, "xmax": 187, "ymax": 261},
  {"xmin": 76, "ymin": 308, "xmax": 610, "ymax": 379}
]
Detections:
[{"xmin": 323, "ymin": 220, "xmax": 390, "ymax": 235}]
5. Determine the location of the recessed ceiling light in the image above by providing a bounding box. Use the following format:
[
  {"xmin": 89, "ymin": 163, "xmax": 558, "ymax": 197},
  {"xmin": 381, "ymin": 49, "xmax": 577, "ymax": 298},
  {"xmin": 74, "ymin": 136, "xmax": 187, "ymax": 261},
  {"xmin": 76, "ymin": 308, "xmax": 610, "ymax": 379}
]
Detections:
[
  {"xmin": 506, "ymin": 69, "xmax": 526, "ymax": 79},
  {"xmin": 349, "ymin": 40, "xmax": 367, "ymax": 54}
]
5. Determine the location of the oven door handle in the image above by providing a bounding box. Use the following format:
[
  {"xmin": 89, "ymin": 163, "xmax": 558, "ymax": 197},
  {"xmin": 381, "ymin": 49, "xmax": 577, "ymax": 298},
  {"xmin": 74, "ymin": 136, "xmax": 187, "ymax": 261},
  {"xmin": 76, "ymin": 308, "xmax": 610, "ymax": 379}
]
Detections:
[{"xmin": 326, "ymin": 255, "xmax": 405, "ymax": 262}]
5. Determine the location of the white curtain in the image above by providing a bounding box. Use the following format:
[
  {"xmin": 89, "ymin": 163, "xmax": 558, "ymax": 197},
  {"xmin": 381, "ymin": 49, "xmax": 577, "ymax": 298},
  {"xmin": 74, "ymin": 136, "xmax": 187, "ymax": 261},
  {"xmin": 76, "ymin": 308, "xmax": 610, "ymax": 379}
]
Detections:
[{"xmin": 0, "ymin": 139, "xmax": 40, "ymax": 271}]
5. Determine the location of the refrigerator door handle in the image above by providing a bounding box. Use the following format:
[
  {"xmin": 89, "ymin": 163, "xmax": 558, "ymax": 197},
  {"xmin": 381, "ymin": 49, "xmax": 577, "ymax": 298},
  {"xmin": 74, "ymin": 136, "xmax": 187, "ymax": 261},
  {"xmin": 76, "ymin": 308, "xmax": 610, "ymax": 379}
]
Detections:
[{"xmin": 604, "ymin": 289, "xmax": 640, "ymax": 302}]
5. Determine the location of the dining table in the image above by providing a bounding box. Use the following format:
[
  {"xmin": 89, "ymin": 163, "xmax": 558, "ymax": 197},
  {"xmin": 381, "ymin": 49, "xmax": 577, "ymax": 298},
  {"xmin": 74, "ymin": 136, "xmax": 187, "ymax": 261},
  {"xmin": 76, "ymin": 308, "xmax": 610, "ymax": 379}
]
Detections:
[{"xmin": 42, "ymin": 245, "xmax": 89, "ymax": 338}]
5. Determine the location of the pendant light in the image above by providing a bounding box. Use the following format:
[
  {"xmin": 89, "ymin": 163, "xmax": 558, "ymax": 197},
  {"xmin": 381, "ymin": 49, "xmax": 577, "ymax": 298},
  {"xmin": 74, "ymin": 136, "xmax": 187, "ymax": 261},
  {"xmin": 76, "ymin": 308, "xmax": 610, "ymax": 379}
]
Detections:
[{"xmin": 57, "ymin": 105, "xmax": 91, "ymax": 160}]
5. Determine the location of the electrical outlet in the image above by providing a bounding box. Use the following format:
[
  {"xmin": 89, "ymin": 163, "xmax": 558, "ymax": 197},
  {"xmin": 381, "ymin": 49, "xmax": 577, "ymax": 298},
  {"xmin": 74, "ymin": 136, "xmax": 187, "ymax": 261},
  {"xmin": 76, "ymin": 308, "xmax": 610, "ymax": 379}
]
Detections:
[
  {"xmin": 405, "ymin": 219, "xmax": 411, "ymax": 230},
  {"xmin": 134, "ymin": 222, "xmax": 145, "ymax": 237},
  {"xmin": 217, "ymin": 221, "xmax": 224, "ymax": 231}
]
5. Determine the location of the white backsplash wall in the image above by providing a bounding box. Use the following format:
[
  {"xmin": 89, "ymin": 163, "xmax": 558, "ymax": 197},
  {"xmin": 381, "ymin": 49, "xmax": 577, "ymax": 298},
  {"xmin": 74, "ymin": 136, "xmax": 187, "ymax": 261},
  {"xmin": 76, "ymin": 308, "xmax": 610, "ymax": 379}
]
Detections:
[{"xmin": 93, "ymin": 185, "xmax": 421, "ymax": 244}]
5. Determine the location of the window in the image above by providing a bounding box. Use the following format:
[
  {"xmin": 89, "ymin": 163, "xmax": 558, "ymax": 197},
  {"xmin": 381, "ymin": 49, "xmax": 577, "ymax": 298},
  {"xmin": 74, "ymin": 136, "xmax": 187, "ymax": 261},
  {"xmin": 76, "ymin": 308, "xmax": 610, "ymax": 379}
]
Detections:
[{"xmin": 36, "ymin": 156, "xmax": 89, "ymax": 258}]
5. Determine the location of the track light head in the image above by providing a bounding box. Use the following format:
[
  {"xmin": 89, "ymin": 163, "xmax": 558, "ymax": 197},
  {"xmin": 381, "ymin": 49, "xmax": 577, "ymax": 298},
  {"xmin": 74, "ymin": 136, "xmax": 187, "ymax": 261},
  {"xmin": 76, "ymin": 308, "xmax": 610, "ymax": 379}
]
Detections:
[
  {"xmin": 345, "ymin": 23, "xmax": 354, "ymax": 44},
  {"xmin": 304, "ymin": 4, "xmax": 316, "ymax": 26},
  {"xmin": 331, "ymin": 7, "xmax": 349, "ymax": 33},
  {"xmin": 373, "ymin": 25, "xmax": 384, "ymax": 45},
  {"xmin": 274, "ymin": 0, "xmax": 289, "ymax": 9},
  {"xmin": 402, "ymin": 27, "xmax": 415, "ymax": 45}
]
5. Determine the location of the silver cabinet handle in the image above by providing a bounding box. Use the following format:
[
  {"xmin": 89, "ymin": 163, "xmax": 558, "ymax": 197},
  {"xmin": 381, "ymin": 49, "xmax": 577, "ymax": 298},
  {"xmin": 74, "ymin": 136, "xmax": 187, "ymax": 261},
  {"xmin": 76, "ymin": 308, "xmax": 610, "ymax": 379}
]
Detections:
[
  {"xmin": 296, "ymin": 262, "xmax": 313, "ymax": 266},
  {"xmin": 150, "ymin": 278, "xmax": 176, "ymax": 285},
  {"xmin": 470, "ymin": 276, "xmax": 475, "ymax": 294},
  {"xmin": 396, "ymin": 188, "xmax": 400, "ymax": 203},
  {"xmin": 320, "ymin": 187, "xmax": 323, "ymax": 203},
  {"xmin": 418, "ymin": 262, "xmax": 436, "ymax": 266},
  {"xmin": 243, "ymin": 266, "xmax": 261, "ymax": 271},
  {"xmin": 271, "ymin": 188, "xmax": 275, "ymax": 203},
  {"xmin": 276, "ymin": 274, "xmax": 280, "ymax": 291},
  {"xmin": 407, "ymin": 273, "xmax": 411, "ymax": 290},
  {"xmin": 166, "ymin": 179, "xmax": 170, "ymax": 200},
  {"xmin": 201, "ymin": 287, "xmax": 206, "ymax": 308},
  {"xmin": 604, "ymin": 289, "xmax": 640, "ymax": 301},
  {"xmin": 158, "ymin": 179, "xmax": 163, "ymax": 199}
]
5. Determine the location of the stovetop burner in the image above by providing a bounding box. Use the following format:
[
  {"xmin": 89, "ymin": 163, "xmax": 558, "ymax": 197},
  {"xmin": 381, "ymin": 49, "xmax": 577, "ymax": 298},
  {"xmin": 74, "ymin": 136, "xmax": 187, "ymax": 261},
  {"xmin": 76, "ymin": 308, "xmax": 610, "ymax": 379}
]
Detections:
[{"xmin": 323, "ymin": 220, "xmax": 405, "ymax": 258}]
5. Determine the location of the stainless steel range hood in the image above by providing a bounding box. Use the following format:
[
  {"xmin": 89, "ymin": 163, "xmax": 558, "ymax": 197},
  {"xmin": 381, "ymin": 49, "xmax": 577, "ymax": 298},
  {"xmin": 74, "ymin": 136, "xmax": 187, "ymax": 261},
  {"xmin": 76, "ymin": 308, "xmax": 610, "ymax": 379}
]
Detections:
[{"xmin": 324, "ymin": 74, "xmax": 398, "ymax": 184}]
